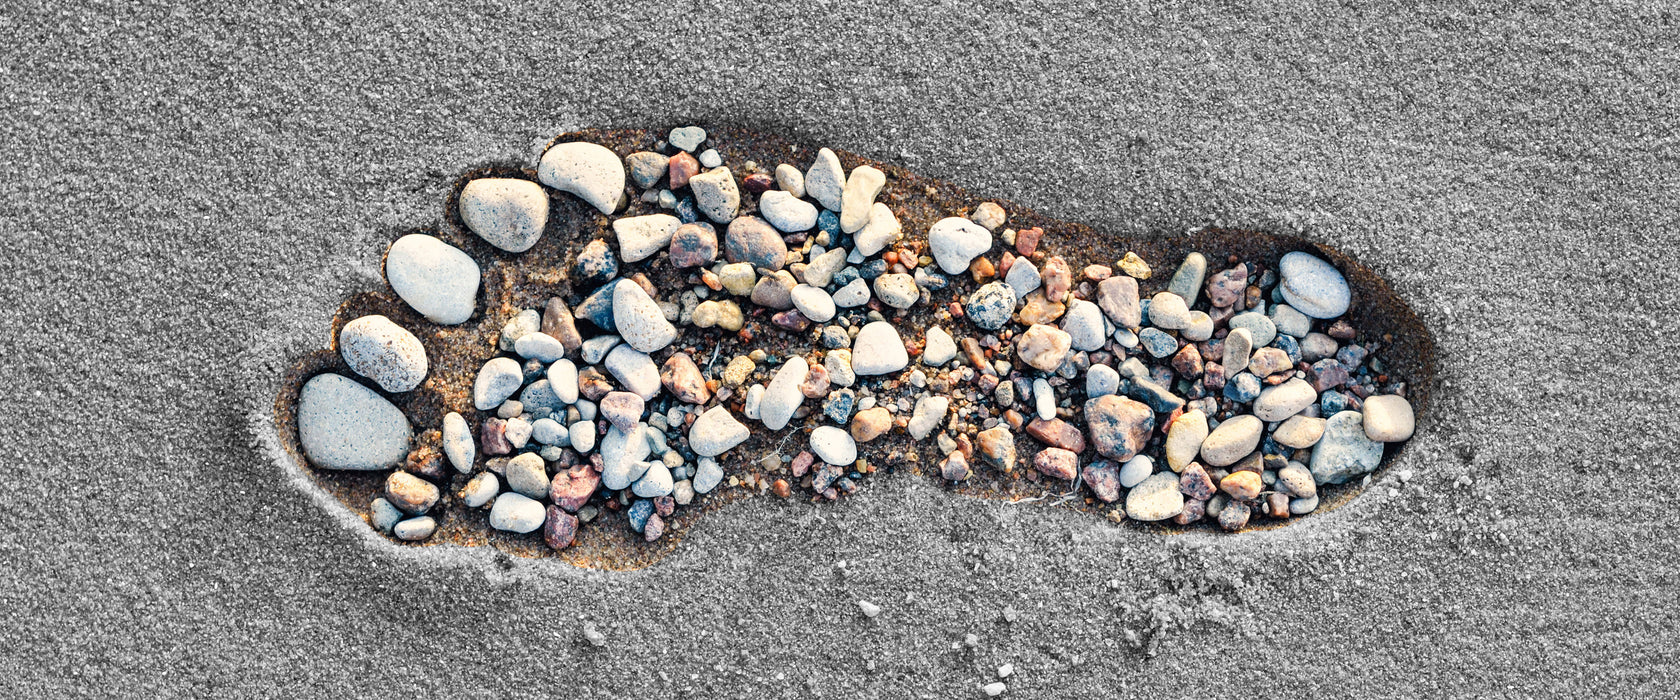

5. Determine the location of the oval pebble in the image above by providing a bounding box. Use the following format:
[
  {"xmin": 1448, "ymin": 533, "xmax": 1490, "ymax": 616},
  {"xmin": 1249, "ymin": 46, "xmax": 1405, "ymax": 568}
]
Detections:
[
  {"xmin": 488, "ymin": 492, "xmax": 546, "ymax": 533},
  {"xmin": 1199, "ymin": 414, "xmax": 1262, "ymax": 467},
  {"xmin": 297, "ymin": 373, "xmax": 413, "ymax": 471},
  {"xmin": 472, "ymin": 357, "xmax": 524, "ymax": 411},
  {"xmin": 1278, "ymin": 252, "xmax": 1352, "ymax": 319},
  {"xmin": 462, "ymin": 472, "xmax": 499, "ymax": 508},
  {"xmin": 339, "ymin": 315, "xmax": 428, "ymax": 393},
  {"xmin": 810, "ymin": 426, "xmax": 857, "ymax": 465},
  {"xmin": 384, "ymin": 234, "xmax": 480, "ymax": 325}
]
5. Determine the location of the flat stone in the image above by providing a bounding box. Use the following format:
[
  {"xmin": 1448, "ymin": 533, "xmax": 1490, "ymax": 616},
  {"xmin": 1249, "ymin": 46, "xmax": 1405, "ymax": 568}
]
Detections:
[
  {"xmin": 1015, "ymin": 324, "xmax": 1071, "ymax": 372},
  {"xmin": 1204, "ymin": 263, "xmax": 1248, "ymax": 307},
  {"xmin": 603, "ymin": 344, "xmax": 660, "ymax": 400},
  {"xmin": 599, "ymin": 391, "xmax": 645, "ymax": 434},
  {"xmin": 759, "ymin": 190, "xmax": 818, "ymax": 232},
  {"xmin": 851, "ymin": 406, "xmax": 894, "ymax": 443},
  {"xmin": 965, "ymin": 281, "xmax": 1016, "ymax": 331},
  {"xmin": 873, "ymin": 273, "xmax": 919, "ymax": 308},
  {"xmin": 625, "ymin": 151, "xmax": 669, "ymax": 188},
  {"xmin": 928, "ymin": 217, "xmax": 993, "ymax": 274},
  {"xmin": 759, "ymin": 356, "xmax": 809, "ymax": 430},
  {"xmin": 853, "ymin": 203, "xmax": 902, "ymax": 256},
  {"xmin": 1274, "ymin": 415, "xmax": 1328, "ymax": 449},
  {"xmin": 1026, "ymin": 418, "xmax": 1085, "ymax": 452},
  {"xmin": 725, "ymin": 216, "xmax": 789, "ymax": 271},
  {"xmin": 537, "ymin": 141, "xmax": 624, "ymax": 215},
  {"xmin": 923, "ymin": 326, "xmax": 958, "ymax": 366},
  {"xmin": 1362, "ymin": 394, "xmax": 1416, "ymax": 442},
  {"xmin": 1148, "ymin": 292, "xmax": 1192, "ymax": 330},
  {"xmin": 1118, "ymin": 455, "xmax": 1154, "ymax": 488},
  {"xmin": 840, "ymin": 165, "xmax": 886, "ymax": 233},
  {"xmin": 668, "ymin": 222, "xmax": 718, "ymax": 268},
  {"xmin": 1253, "ymin": 377, "xmax": 1318, "ymax": 422},
  {"xmin": 441, "ymin": 412, "xmax": 475, "ymax": 473},
  {"xmin": 612, "ymin": 213, "xmax": 680, "ymax": 263},
  {"xmin": 600, "ymin": 423, "xmax": 652, "ymax": 490},
  {"xmin": 1279, "ymin": 252, "xmax": 1352, "ymax": 319},
  {"xmin": 1230, "ymin": 312, "xmax": 1277, "ymax": 348},
  {"xmin": 689, "ymin": 167, "xmax": 740, "ymax": 223},
  {"xmin": 612, "ymin": 279, "xmax": 678, "ymax": 353},
  {"xmin": 976, "ymin": 425, "xmax": 1016, "ymax": 471},
  {"xmin": 510, "ymin": 332, "xmax": 562, "ymax": 363},
  {"xmin": 1200, "ymin": 414, "xmax": 1263, "ymax": 466},
  {"xmin": 693, "ymin": 456, "xmax": 724, "ymax": 493},
  {"xmin": 1033, "ymin": 448, "xmax": 1079, "ymax": 481},
  {"xmin": 1277, "ymin": 461, "xmax": 1317, "ymax": 499},
  {"xmin": 1138, "ymin": 328, "xmax": 1178, "ymax": 359},
  {"xmin": 1222, "ymin": 328, "xmax": 1254, "ymax": 380},
  {"xmin": 339, "ymin": 315, "xmax": 428, "ymax": 393},
  {"xmin": 1247, "ymin": 347, "xmax": 1293, "ymax": 377},
  {"xmin": 668, "ymin": 125, "xmax": 706, "ymax": 152},
  {"xmin": 851, "ymin": 322, "xmax": 909, "ymax": 375},
  {"xmin": 907, "ymin": 396, "xmax": 949, "ymax": 440},
  {"xmin": 472, "ymin": 357, "xmax": 524, "ymax": 410},
  {"xmin": 1005, "ymin": 259, "xmax": 1041, "ymax": 299},
  {"xmin": 750, "ymin": 270, "xmax": 798, "ymax": 310},
  {"xmin": 392, "ymin": 516, "xmax": 437, "ymax": 541},
  {"xmin": 804, "ymin": 147, "xmax": 845, "ymax": 211},
  {"xmin": 1096, "ymin": 276, "xmax": 1141, "ymax": 328},
  {"xmin": 1085, "ymin": 395, "xmax": 1153, "ymax": 461},
  {"xmin": 1125, "ymin": 472, "xmax": 1185, "ymax": 522},
  {"xmin": 1165, "ymin": 409, "xmax": 1209, "ymax": 472},
  {"xmin": 802, "ymin": 247, "xmax": 847, "ymax": 288},
  {"xmin": 459, "ymin": 178, "xmax": 548, "ymax": 253},
  {"xmin": 488, "ymin": 492, "xmax": 546, "ymax": 533},
  {"xmin": 384, "ymin": 234, "xmax": 480, "ymax": 325},
  {"xmin": 810, "ymin": 426, "xmax": 857, "ymax": 465},
  {"xmin": 1166, "ymin": 252, "xmax": 1207, "ymax": 306}
]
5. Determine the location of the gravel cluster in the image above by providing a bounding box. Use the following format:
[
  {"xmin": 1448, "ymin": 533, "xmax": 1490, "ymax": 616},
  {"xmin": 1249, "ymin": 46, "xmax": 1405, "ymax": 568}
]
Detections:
[{"xmin": 294, "ymin": 126, "xmax": 1417, "ymax": 550}]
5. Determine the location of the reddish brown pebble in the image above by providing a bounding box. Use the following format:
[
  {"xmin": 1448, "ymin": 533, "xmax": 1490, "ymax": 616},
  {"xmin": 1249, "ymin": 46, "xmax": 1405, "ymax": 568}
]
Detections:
[
  {"xmin": 743, "ymin": 172, "xmax": 774, "ymax": 193},
  {"xmin": 1026, "ymin": 418, "xmax": 1086, "ymax": 453},
  {"xmin": 799, "ymin": 364, "xmax": 830, "ymax": 398},
  {"xmin": 1328, "ymin": 319, "xmax": 1356, "ymax": 340},
  {"xmin": 940, "ymin": 451, "xmax": 971, "ymax": 481},
  {"xmin": 577, "ymin": 367, "xmax": 613, "ymax": 401},
  {"xmin": 549, "ymin": 465, "xmax": 600, "ymax": 512},
  {"xmin": 1171, "ymin": 344, "xmax": 1204, "ymax": 378},
  {"xmin": 660, "ymin": 353, "xmax": 711, "ymax": 404},
  {"xmin": 970, "ymin": 256, "xmax": 997, "ymax": 282},
  {"xmin": 654, "ymin": 495, "xmax": 674, "ymax": 517},
  {"xmin": 1083, "ymin": 264, "xmax": 1112, "ymax": 281},
  {"xmin": 790, "ymin": 451, "xmax": 815, "ymax": 477},
  {"xmin": 850, "ymin": 408, "xmax": 894, "ymax": 443},
  {"xmin": 1179, "ymin": 463, "xmax": 1216, "ymax": 500},
  {"xmin": 668, "ymin": 222, "xmax": 719, "ymax": 268},
  {"xmin": 1174, "ymin": 497, "xmax": 1207, "ymax": 525},
  {"xmin": 1202, "ymin": 362, "xmax": 1227, "ymax": 391},
  {"xmin": 542, "ymin": 297, "xmax": 584, "ymax": 355},
  {"xmin": 772, "ymin": 309, "xmax": 810, "ymax": 331},
  {"xmin": 1085, "ymin": 395, "xmax": 1154, "ymax": 461},
  {"xmin": 543, "ymin": 506, "xmax": 579, "ymax": 550},
  {"xmin": 402, "ymin": 442, "xmax": 448, "ymax": 480},
  {"xmin": 1015, "ymin": 227, "xmax": 1044, "ymax": 256},
  {"xmin": 667, "ymin": 152, "xmax": 699, "ymax": 188},
  {"xmin": 1218, "ymin": 500, "xmax": 1251, "ymax": 530},
  {"xmin": 1204, "ymin": 263, "xmax": 1248, "ymax": 308},
  {"xmin": 1267, "ymin": 492, "xmax": 1290, "ymax": 519},
  {"xmin": 1307, "ymin": 359, "xmax": 1351, "ymax": 392},
  {"xmin": 643, "ymin": 512, "xmax": 665, "ymax": 542},
  {"xmin": 1220, "ymin": 471, "xmax": 1263, "ymax": 501},
  {"xmin": 1041, "ymin": 256, "xmax": 1073, "ymax": 301},
  {"xmin": 481, "ymin": 418, "xmax": 511, "ymax": 455},
  {"xmin": 1081, "ymin": 460, "xmax": 1120, "ymax": 502},
  {"xmin": 1032, "ymin": 447, "xmax": 1079, "ymax": 480}
]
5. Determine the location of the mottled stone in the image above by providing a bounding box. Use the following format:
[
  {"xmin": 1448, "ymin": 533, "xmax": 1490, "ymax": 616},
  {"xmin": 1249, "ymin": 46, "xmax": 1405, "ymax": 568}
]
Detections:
[
  {"xmin": 1085, "ymin": 395, "xmax": 1154, "ymax": 461},
  {"xmin": 1125, "ymin": 472, "xmax": 1184, "ymax": 522},
  {"xmin": 459, "ymin": 178, "xmax": 549, "ymax": 253},
  {"xmin": 1200, "ymin": 414, "xmax": 1263, "ymax": 467},
  {"xmin": 725, "ymin": 216, "xmax": 789, "ymax": 271},
  {"xmin": 1032, "ymin": 447, "xmax": 1079, "ymax": 480}
]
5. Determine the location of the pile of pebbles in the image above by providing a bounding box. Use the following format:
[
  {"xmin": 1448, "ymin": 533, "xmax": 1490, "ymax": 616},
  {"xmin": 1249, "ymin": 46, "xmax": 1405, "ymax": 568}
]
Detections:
[{"xmin": 293, "ymin": 127, "xmax": 1417, "ymax": 550}]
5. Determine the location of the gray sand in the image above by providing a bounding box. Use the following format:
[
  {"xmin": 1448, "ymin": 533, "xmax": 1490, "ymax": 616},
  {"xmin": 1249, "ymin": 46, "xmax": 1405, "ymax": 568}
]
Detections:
[{"xmin": 3, "ymin": 2, "xmax": 1676, "ymax": 696}]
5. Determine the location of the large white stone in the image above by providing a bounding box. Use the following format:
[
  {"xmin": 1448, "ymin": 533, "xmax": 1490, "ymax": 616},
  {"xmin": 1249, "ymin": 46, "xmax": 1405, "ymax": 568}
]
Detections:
[
  {"xmin": 850, "ymin": 321, "xmax": 908, "ymax": 375},
  {"xmin": 613, "ymin": 279, "xmax": 677, "ymax": 353},
  {"xmin": 297, "ymin": 373, "xmax": 412, "ymax": 471},
  {"xmin": 927, "ymin": 217, "xmax": 993, "ymax": 274},
  {"xmin": 689, "ymin": 406, "xmax": 750, "ymax": 457},
  {"xmin": 759, "ymin": 356, "xmax": 809, "ymax": 431},
  {"xmin": 459, "ymin": 178, "xmax": 548, "ymax": 253},
  {"xmin": 612, "ymin": 213, "xmax": 681, "ymax": 263},
  {"xmin": 384, "ymin": 234, "xmax": 480, "ymax": 325},
  {"xmin": 338, "ymin": 315, "xmax": 427, "ymax": 393},
  {"xmin": 538, "ymin": 141, "xmax": 625, "ymax": 215}
]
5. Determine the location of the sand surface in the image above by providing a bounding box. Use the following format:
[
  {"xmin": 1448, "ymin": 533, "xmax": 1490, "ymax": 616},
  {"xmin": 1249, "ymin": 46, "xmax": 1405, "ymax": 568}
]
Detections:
[{"xmin": 3, "ymin": 2, "xmax": 1676, "ymax": 696}]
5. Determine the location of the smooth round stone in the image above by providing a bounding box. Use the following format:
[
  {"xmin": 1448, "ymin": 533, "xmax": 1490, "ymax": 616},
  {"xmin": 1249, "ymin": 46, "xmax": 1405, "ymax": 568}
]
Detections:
[
  {"xmin": 1362, "ymin": 395, "xmax": 1416, "ymax": 442},
  {"xmin": 442, "ymin": 412, "xmax": 475, "ymax": 473},
  {"xmin": 1200, "ymin": 414, "xmax": 1263, "ymax": 467},
  {"xmin": 459, "ymin": 178, "xmax": 549, "ymax": 253},
  {"xmin": 668, "ymin": 125, "xmax": 706, "ymax": 152},
  {"xmin": 1060, "ymin": 299, "xmax": 1107, "ymax": 352},
  {"xmin": 853, "ymin": 202, "xmax": 902, "ymax": 256},
  {"xmin": 791, "ymin": 285, "xmax": 836, "ymax": 322},
  {"xmin": 689, "ymin": 167, "xmax": 740, "ymax": 223},
  {"xmin": 693, "ymin": 456, "xmax": 724, "ymax": 494},
  {"xmin": 689, "ymin": 406, "xmax": 749, "ymax": 457},
  {"xmin": 804, "ymin": 147, "xmax": 845, "ymax": 211},
  {"xmin": 922, "ymin": 326, "xmax": 958, "ymax": 366},
  {"xmin": 632, "ymin": 463, "xmax": 674, "ymax": 498},
  {"xmin": 1118, "ymin": 455, "xmax": 1154, "ymax": 488},
  {"xmin": 1289, "ymin": 495, "xmax": 1321, "ymax": 515},
  {"xmin": 569, "ymin": 421, "xmax": 596, "ymax": 453},
  {"xmin": 393, "ymin": 516, "xmax": 437, "ymax": 541},
  {"xmin": 513, "ymin": 332, "xmax": 564, "ymax": 363},
  {"xmin": 462, "ymin": 472, "xmax": 499, "ymax": 508},
  {"xmin": 1125, "ymin": 472, "xmax": 1185, "ymax": 522},
  {"xmin": 1181, "ymin": 311, "xmax": 1214, "ymax": 342},
  {"xmin": 1147, "ymin": 292, "xmax": 1192, "ymax": 329},
  {"xmin": 613, "ymin": 213, "xmax": 681, "ymax": 263},
  {"xmin": 1165, "ymin": 410, "xmax": 1209, "ymax": 472},
  {"xmin": 1229, "ymin": 312, "xmax": 1277, "ymax": 348},
  {"xmin": 537, "ymin": 141, "xmax": 625, "ymax": 215},
  {"xmin": 928, "ymin": 217, "xmax": 993, "ymax": 274},
  {"xmin": 547, "ymin": 359, "xmax": 579, "ymax": 404},
  {"xmin": 472, "ymin": 357, "xmax": 524, "ymax": 410},
  {"xmin": 1270, "ymin": 304, "xmax": 1312, "ymax": 338},
  {"xmin": 873, "ymin": 273, "xmax": 920, "ymax": 309},
  {"xmin": 339, "ymin": 315, "xmax": 428, "ymax": 393},
  {"xmin": 385, "ymin": 234, "xmax": 480, "ymax": 325},
  {"xmin": 488, "ymin": 493, "xmax": 546, "ymax": 533},
  {"xmin": 370, "ymin": 498, "xmax": 402, "ymax": 533},
  {"xmin": 1005, "ymin": 259, "xmax": 1041, "ymax": 299},
  {"xmin": 832, "ymin": 278, "xmax": 872, "ymax": 307},
  {"xmin": 1086, "ymin": 364, "xmax": 1120, "ymax": 398},
  {"xmin": 775, "ymin": 163, "xmax": 805, "ymax": 198},
  {"xmin": 604, "ymin": 345, "xmax": 661, "ymax": 400},
  {"xmin": 760, "ymin": 190, "xmax": 818, "ymax": 232},
  {"xmin": 1279, "ymin": 252, "xmax": 1352, "ymax": 319},
  {"xmin": 613, "ymin": 280, "xmax": 678, "ymax": 353},
  {"xmin": 1301, "ymin": 333, "xmax": 1340, "ymax": 362},
  {"xmin": 810, "ymin": 426, "xmax": 858, "ymax": 465},
  {"xmin": 600, "ymin": 423, "xmax": 652, "ymax": 490},
  {"xmin": 1310, "ymin": 411, "xmax": 1384, "ymax": 484},
  {"xmin": 385, "ymin": 471, "xmax": 439, "ymax": 514},
  {"xmin": 724, "ymin": 216, "xmax": 789, "ymax": 271},
  {"xmin": 759, "ymin": 356, "xmax": 809, "ymax": 430},
  {"xmin": 1253, "ymin": 377, "xmax": 1318, "ymax": 422},
  {"xmin": 851, "ymin": 322, "xmax": 909, "ymax": 375},
  {"xmin": 297, "ymin": 373, "xmax": 412, "ymax": 470},
  {"xmin": 1273, "ymin": 415, "xmax": 1327, "ymax": 449},
  {"xmin": 505, "ymin": 453, "xmax": 549, "ymax": 499},
  {"xmin": 965, "ymin": 282, "xmax": 1016, "ymax": 331},
  {"xmin": 1033, "ymin": 378, "xmax": 1055, "ymax": 421}
]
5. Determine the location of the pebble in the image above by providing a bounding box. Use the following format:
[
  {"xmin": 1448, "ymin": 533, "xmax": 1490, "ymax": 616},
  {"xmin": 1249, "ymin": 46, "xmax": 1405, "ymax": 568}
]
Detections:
[
  {"xmin": 805, "ymin": 147, "xmax": 846, "ymax": 211},
  {"xmin": 972, "ymin": 202, "xmax": 1007, "ymax": 230},
  {"xmin": 1223, "ymin": 372, "xmax": 1261, "ymax": 402},
  {"xmin": 1220, "ymin": 470, "xmax": 1263, "ymax": 501},
  {"xmin": 759, "ymin": 356, "xmax": 809, "ymax": 430},
  {"xmin": 488, "ymin": 492, "xmax": 546, "ymax": 533},
  {"xmin": 537, "ymin": 141, "xmax": 625, "ymax": 215},
  {"xmin": 1015, "ymin": 324, "xmax": 1072, "ymax": 372},
  {"xmin": 1229, "ymin": 311, "xmax": 1278, "ymax": 348},
  {"xmin": 569, "ymin": 421, "xmax": 596, "ymax": 453},
  {"xmin": 1278, "ymin": 252, "xmax": 1351, "ymax": 319},
  {"xmin": 472, "ymin": 357, "xmax": 524, "ymax": 410},
  {"xmin": 1289, "ymin": 495, "xmax": 1320, "ymax": 515},
  {"xmin": 1222, "ymin": 328, "xmax": 1254, "ymax": 380},
  {"xmin": 632, "ymin": 463, "xmax": 674, "ymax": 498},
  {"xmin": 1273, "ymin": 415, "xmax": 1327, "ymax": 449},
  {"xmin": 858, "ymin": 600, "xmax": 882, "ymax": 618},
  {"xmin": 775, "ymin": 163, "xmax": 805, "ymax": 197},
  {"xmin": 1085, "ymin": 395, "xmax": 1154, "ymax": 461},
  {"xmin": 393, "ymin": 516, "xmax": 437, "ymax": 541},
  {"xmin": 851, "ymin": 406, "xmax": 895, "ymax": 442},
  {"xmin": 928, "ymin": 217, "xmax": 993, "ymax": 274},
  {"xmin": 1165, "ymin": 410, "xmax": 1209, "ymax": 472},
  {"xmin": 693, "ymin": 456, "xmax": 724, "ymax": 493},
  {"xmin": 1276, "ymin": 461, "xmax": 1317, "ymax": 499},
  {"xmin": 907, "ymin": 396, "xmax": 950, "ymax": 440},
  {"xmin": 370, "ymin": 498, "xmax": 402, "ymax": 533},
  {"xmin": 1253, "ymin": 377, "xmax": 1318, "ymax": 422},
  {"xmin": 1033, "ymin": 378, "xmax": 1055, "ymax": 421},
  {"xmin": 1060, "ymin": 299, "xmax": 1107, "ymax": 352},
  {"xmin": 873, "ymin": 273, "xmax": 920, "ymax": 308},
  {"xmin": 759, "ymin": 190, "xmax": 818, "ymax": 232},
  {"xmin": 625, "ymin": 151, "xmax": 669, "ymax": 188},
  {"xmin": 441, "ymin": 412, "xmax": 475, "ymax": 473},
  {"xmin": 462, "ymin": 471, "xmax": 498, "ymax": 508},
  {"xmin": 544, "ymin": 507, "xmax": 579, "ymax": 550},
  {"xmin": 604, "ymin": 345, "xmax": 661, "ymax": 400},
  {"xmin": 1005, "ymin": 258, "xmax": 1041, "ymax": 299},
  {"xmin": 339, "ymin": 315, "xmax": 428, "ymax": 392},
  {"xmin": 725, "ymin": 216, "xmax": 789, "ymax": 271},
  {"xmin": 1200, "ymin": 414, "xmax": 1262, "ymax": 466},
  {"xmin": 689, "ymin": 405, "xmax": 749, "ymax": 457},
  {"xmin": 1117, "ymin": 252, "xmax": 1152, "ymax": 279},
  {"xmin": 599, "ymin": 391, "xmax": 644, "ymax": 434},
  {"xmin": 612, "ymin": 213, "xmax": 681, "ymax": 263},
  {"xmin": 297, "ymin": 373, "xmax": 412, "ymax": 471},
  {"xmin": 1167, "ymin": 252, "xmax": 1208, "ymax": 306},
  {"xmin": 1218, "ymin": 500, "xmax": 1251, "ymax": 530},
  {"xmin": 1361, "ymin": 394, "xmax": 1415, "ymax": 442},
  {"xmin": 923, "ymin": 326, "xmax": 958, "ymax": 366},
  {"xmin": 976, "ymin": 426, "xmax": 1016, "ymax": 471},
  {"xmin": 1247, "ymin": 347, "xmax": 1293, "ymax": 377},
  {"xmin": 668, "ymin": 125, "xmax": 706, "ymax": 152},
  {"xmin": 385, "ymin": 471, "xmax": 439, "ymax": 514},
  {"xmin": 1301, "ymin": 332, "xmax": 1339, "ymax": 362},
  {"xmin": 941, "ymin": 451, "xmax": 971, "ymax": 481},
  {"xmin": 384, "ymin": 234, "xmax": 480, "ymax": 325},
  {"xmin": 1125, "ymin": 472, "xmax": 1185, "ymax": 521},
  {"xmin": 1033, "ymin": 448, "xmax": 1079, "ymax": 480},
  {"xmin": 803, "ymin": 248, "xmax": 847, "ymax": 288},
  {"xmin": 1096, "ymin": 276, "xmax": 1141, "ymax": 328},
  {"xmin": 1086, "ymin": 364, "xmax": 1120, "ymax": 397},
  {"xmin": 1147, "ymin": 292, "xmax": 1192, "ymax": 329},
  {"xmin": 548, "ymin": 359, "xmax": 580, "ymax": 404},
  {"xmin": 505, "ymin": 453, "xmax": 549, "ymax": 499},
  {"xmin": 831, "ymin": 278, "xmax": 871, "ymax": 307},
  {"xmin": 689, "ymin": 167, "xmax": 740, "ymax": 223},
  {"xmin": 840, "ymin": 165, "xmax": 886, "ymax": 233},
  {"xmin": 503, "ymin": 416, "xmax": 532, "ymax": 448},
  {"xmin": 853, "ymin": 203, "xmax": 902, "ymax": 256},
  {"xmin": 1204, "ymin": 263, "xmax": 1248, "ymax": 307},
  {"xmin": 1181, "ymin": 311, "xmax": 1214, "ymax": 342},
  {"xmin": 600, "ymin": 423, "xmax": 652, "ymax": 490},
  {"xmin": 668, "ymin": 152, "xmax": 699, "ymax": 188},
  {"xmin": 851, "ymin": 321, "xmax": 909, "ymax": 375},
  {"xmin": 459, "ymin": 178, "xmax": 549, "ymax": 253},
  {"xmin": 810, "ymin": 426, "xmax": 858, "ymax": 465},
  {"xmin": 573, "ymin": 239, "xmax": 619, "ymax": 286},
  {"xmin": 574, "ymin": 283, "xmax": 617, "ymax": 331},
  {"xmin": 613, "ymin": 279, "xmax": 678, "ymax": 353},
  {"xmin": 983, "ymin": 682, "xmax": 1007, "ymax": 697},
  {"xmin": 1137, "ymin": 328, "xmax": 1178, "ymax": 359},
  {"xmin": 1118, "ymin": 455, "xmax": 1154, "ymax": 488},
  {"xmin": 965, "ymin": 282, "xmax": 1017, "ymax": 331},
  {"xmin": 1270, "ymin": 304, "xmax": 1312, "ymax": 338},
  {"xmin": 660, "ymin": 353, "xmax": 711, "ymax": 404}
]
